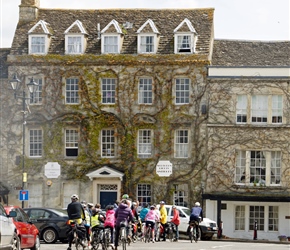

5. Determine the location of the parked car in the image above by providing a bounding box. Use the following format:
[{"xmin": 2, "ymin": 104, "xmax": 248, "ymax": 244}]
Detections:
[
  {"xmin": 156, "ymin": 204, "xmax": 217, "ymax": 240},
  {"xmin": 23, "ymin": 208, "xmax": 69, "ymax": 244},
  {"xmin": 4, "ymin": 205, "xmax": 40, "ymax": 250},
  {"xmin": 0, "ymin": 203, "xmax": 20, "ymax": 250}
]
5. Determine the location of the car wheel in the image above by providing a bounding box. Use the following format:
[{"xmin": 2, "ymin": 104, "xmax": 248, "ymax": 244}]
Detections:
[
  {"xmin": 11, "ymin": 233, "xmax": 21, "ymax": 250},
  {"xmin": 42, "ymin": 228, "xmax": 58, "ymax": 243},
  {"xmin": 30, "ymin": 235, "xmax": 40, "ymax": 250}
]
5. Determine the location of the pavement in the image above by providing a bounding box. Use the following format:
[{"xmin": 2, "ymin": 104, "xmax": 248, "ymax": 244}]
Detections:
[{"xmin": 179, "ymin": 233, "xmax": 290, "ymax": 244}]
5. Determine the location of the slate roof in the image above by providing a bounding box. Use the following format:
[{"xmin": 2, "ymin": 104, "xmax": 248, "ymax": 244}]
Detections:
[
  {"xmin": 10, "ymin": 8, "xmax": 214, "ymax": 56},
  {"xmin": 0, "ymin": 48, "xmax": 10, "ymax": 79},
  {"xmin": 211, "ymin": 39, "xmax": 290, "ymax": 67}
]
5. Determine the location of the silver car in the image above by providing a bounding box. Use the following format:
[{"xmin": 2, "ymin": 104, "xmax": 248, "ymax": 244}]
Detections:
[{"xmin": 0, "ymin": 203, "xmax": 20, "ymax": 249}]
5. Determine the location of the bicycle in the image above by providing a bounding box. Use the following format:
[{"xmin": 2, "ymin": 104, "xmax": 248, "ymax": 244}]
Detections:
[
  {"xmin": 144, "ymin": 223, "xmax": 153, "ymax": 243},
  {"xmin": 188, "ymin": 220, "xmax": 198, "ymax": 243},
  {"xmin": 155, "ymin": 222, "xmax": 161, "ymax": 242},
  {"xmin": 68, "ymin": 220, "xmax": 87, "ymax": 250},
  {"xmin": 119, "ymin": 220, "xmax": 129, "ymax": 250},
  {"xmin": 91, "ymin": 225, "xmax": 109, "ymax": 250},
  {"xmin": 167, "ymin": 222, "xmax": 175, "ymax": 242}
]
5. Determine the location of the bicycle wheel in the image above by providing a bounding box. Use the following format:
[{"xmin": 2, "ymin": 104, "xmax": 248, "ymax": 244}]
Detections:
[
  {"xmin": 155, "ymin": 227, "xmax": 160, "ymax": 242},
  {"xmin": 194, "ymin": 225, "xmax": 197, "ymax": 243},
  {"xmin": 144, "ymin": 227, "xmax": 150, "ymax": 243},
  {"xmin": 189, "ymin": 227, "xmax": 193, "ymax": 243},
  {"xmin": 168, "ymin": 227, "xmax": 173, "ymax": 242}
]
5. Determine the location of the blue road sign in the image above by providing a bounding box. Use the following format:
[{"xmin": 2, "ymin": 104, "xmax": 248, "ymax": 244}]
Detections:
[{"xmin": 19, "ymin": 190, "xmax": 29, "ymax": 201}]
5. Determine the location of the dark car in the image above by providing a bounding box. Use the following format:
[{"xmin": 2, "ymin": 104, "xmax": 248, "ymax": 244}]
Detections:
[
  {"xmin": 23, "ymin": 208, "xmax": 69, "ymax": 244},
  {"xmin": 4, "ymin": 206, "xmax": 40, "ymax": 250}
]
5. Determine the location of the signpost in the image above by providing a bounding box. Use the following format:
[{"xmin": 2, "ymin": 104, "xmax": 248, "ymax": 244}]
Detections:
[
  {"xmin": 19, "ymin": 190, "xmax": 29, "ymax": 201},
  {"xmin": 156, "ymin": 160, "xmax": 173, "ymax": 177}
]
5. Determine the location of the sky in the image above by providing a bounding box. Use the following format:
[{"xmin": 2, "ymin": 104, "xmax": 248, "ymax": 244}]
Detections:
[{"xmin": 0, "ymin": 0, "xmax": 289, "ymax": 48}]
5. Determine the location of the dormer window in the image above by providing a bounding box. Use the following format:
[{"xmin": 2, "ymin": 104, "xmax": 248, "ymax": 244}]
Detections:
[
  {"xmin": 64, "ymin": 20, "xmax": 88, "ymax": 55},
  {"xmin": 137, "ymin": 19, "xmax": 160, "ymax": 54},
  {"xmin": 28, "ymin": 20, "xmax": 52, "ymax": 55},
  {"xmin": 101, "ymin": 20, "xmax": 123, "ymax": 54},
  {"xmin": 174, "ymin": 18, "xmax": 198, "ymax": 54}
]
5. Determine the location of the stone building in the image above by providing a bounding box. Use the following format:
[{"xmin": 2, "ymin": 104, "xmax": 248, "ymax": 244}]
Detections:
[
  {"xmin": 1, "ymin": 0, "xmax": 213, "ymax": 209},
  {"xmin": 205, "ymin": 40, "xmax": 290, "ymax": 240}
]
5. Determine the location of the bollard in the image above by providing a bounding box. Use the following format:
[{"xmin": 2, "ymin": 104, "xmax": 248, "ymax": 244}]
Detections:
[
  {"xmin": 253, "ymin": 220, "xmax": 257, "ymax": 240},
  {"xmin": 217, "ymin": 221, "xmax": 223, "ymax": 239}
]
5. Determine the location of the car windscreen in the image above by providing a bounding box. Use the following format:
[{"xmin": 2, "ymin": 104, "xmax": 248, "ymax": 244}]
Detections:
[
  {"xmin": 181, "ymin": 207, "xmax": 191, "ymax": 216},
  {"xmin": 51, "ymin": 209, "xmax": 68, "ymax": 216}
]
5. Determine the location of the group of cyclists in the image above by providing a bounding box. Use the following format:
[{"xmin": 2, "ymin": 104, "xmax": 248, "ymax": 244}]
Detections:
[{"xmin": 66, "ymin": 193, "xmax": 203, "ymax": 250}]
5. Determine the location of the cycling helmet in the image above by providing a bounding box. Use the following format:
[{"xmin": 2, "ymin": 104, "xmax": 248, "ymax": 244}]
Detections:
[
  {"xmin": 132, "ymin": 202, "xmax": 137, "ymax": 206},
  {"xmin": 160, "ymin": 201, "xmax": 165, "ymax": 204},
  {"xmin": 122, "ymin": 194, "xmax": 129, "ymax": 199},
  {"xmin": 150, "ymin": 205, "xmax": 155, "ymax": 209},
  {"xmin": 195, "ymin": 202, "xmax": 200, "ymax": 207},
  {"xmin": 71, "ymin": 194, "xmax": 79, "ymax": 200}
]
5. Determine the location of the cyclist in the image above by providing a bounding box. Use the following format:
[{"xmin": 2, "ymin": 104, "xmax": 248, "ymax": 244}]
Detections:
[
  {"xmin": 139, "ymin": 203, "xmax": 149, "ymax": 238},
  {"xmin": 170, "ymin": 205, "xmax": 180, "ymax": 241},
  {"xmin": 114, "ymin": 199, "xmax": 134, "ymax": 250},
  {"xmin": 145, "ymin": 205, "xmax": 158, "ymax": 243},
  {"xmin": 66, "ymin": 194, "xmax": 85, "ymax": 250},
  {"xmin": 159, "ymin": 201, "xmax": 167, "ymax": 241},
  {"xmin": 82, "ymin": 204, "xmax": 91, "ymax": 245},
  {"xmin": 104, "ymin": 205, "xmax": 115, "ymax": 246},
  {"xmin": 187, "ymin": 202, "xmax": 203, "ymax": 240}
]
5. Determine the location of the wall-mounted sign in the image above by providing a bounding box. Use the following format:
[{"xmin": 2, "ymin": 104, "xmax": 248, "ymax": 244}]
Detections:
[
  {"xmin": 156, "ymin": 160, "xmax": 172, "ymax": 177},
  {"xmin": 44, "ymin": 162, "xmax": 61, "ymax": 178}
]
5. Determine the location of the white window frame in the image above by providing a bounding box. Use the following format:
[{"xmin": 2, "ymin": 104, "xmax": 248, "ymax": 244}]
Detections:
[
  {"xmin": 102, "ymin": 34, "xmax": 121, "ymax": 54},
  {"xmin": 65, "ymin": 78, "xmax": 79, "ymax": 104},
  {"xmin": 65, "ymin": 35, "xmax": 85, "ymax": 54},
  {"xmin": 271, "ymin": 95, "xmax": 283, "ymax": 124},
  {"xmin": 236, "ymin": 95, "xmax": 247, "ymax": 123},
  {"xmin": 30, "ymin": 78, "xmax": 43, "ymax": 104},
  {"xmin": 29, "ymin": 129, "xmax": 42, "ymax": 157},
  {"xmin": 236, "ymin": 94, "xmax": 283, "ymax": 125},
  {"xmin": 29, "ymin": 35, "xmax": 49, "ymax": 55},
  {"xmin": 268, "ymin": 206, "xmax": 279, "ymax": 231},
  {"xmin": 174, "ymin": 34, "xmax": 196, "ymax": 54},
  {"xmin": 251, "ymin": 95, "xmax": 268, "ymax": 124},
  {"xmin": 137, "ymin": 184, "xmax": 151, "ymax": 207},
  {"xmin": 138, "ymin": 78, "xmax": 153, "ymax": 104},
  {"xmin": 138, "ymin": 129, "xmax": 152, "ymax": 158},
  {"xmin": 235, "ymin": 150, "xmax": 281, "ymax": 186},
  {"xmin": 234, "ymin": 205, "xmax": 245, "ymax": 230},
  {"xmin": 65, "ymin": 129, "xmax": 79, "ymax": 157},
  {"xmin": 138, "ymin": 34, "xmax": 157, "ymax": 54},
  {"xmin": 101, "ymin": 129, "xmax": 115, "ymax": 158},
  {"xmin": 249, "ymin": 206, "xmax": 264, "ymax": 231},
  {"xmin": 175, "ymin": 78, "xmax": 190, "ymax": 104},
  {"xmin": 102, "ymin": 78, "xmax": 116, "ymax": 104},
  {"xmin": 174, "ymin": 129, "xmax": 189, "ymax": 158}
]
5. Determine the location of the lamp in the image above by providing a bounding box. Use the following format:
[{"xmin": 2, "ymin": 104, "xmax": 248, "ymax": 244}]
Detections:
[{"xmin": 9, "ymin": 74, "xmax": 38, "ymax": 208}]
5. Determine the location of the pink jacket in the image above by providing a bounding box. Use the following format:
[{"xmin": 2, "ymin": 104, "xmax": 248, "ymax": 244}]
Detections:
[
  {"xmin": 145, "ymin": 209, "xmax": 158, "ymax": 222},
  {"xmin": 104, "ymin": 209, "xmax": 115, "ymax": 227}
]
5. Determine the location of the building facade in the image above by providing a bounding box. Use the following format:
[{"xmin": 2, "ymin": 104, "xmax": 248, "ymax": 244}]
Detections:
[
  {"xmin": 1, "ymin": 0, "xmax": 213, "ymax": 209},
  {"xmin": 205, "ymin": 40, "xmax": 290, "ymax": 240}
]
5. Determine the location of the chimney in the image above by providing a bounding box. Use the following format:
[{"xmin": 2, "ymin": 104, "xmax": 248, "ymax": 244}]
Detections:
[{"xmin": 19, "ymin": 0, "xmax": 40, "ymax": 23}]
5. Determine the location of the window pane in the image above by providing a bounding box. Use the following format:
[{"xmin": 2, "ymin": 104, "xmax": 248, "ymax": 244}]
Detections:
[
  {"xmin": 65, "ymin": 129, "xmax": 78, "ymax": 157},
  {"xmin": 268, "ymin": 206, "xmax": 278, "ymax": 231},
  {"xmin": 66, "ymin": 78, "xmax": 79, "ymax": 104},
  {"xmin": 30, "ymin": 78, "xmax": 42, "ymax": 104},
  {"xmin": 31, "ymin": 37, "xmax": 45, "ymax": 54},
  {"xmin": 250, "ymin": 151, "xmax": 266, "ymax": 184},
  {"xmin": 102, "ymin": 78, "xmax": 116, "ymax": 104},
  {"xmin": 177, "ymin": 35, "xmax": 191, "ymax": 53},
  {"xmin": 251, "ymin": 95, "xmax": 268, "ymax": 123},
  {"xmin": 29, "ymin": 129, "xmax": 42, "ymax": 157},
  {"xmin": 67, "ymin": 37, "xmax": 82, "ymax": 54},
  {"xmin": 138, "ymin": 130, "xmax": 152, "ymax": 158},
  {"xmin": 140, "ymin": 36, "xmax": 154, "ymax": 53},
  {"xmin": 235, "ymin": 205, "xmax": 245, "ymax": 230},
  {"xmin": 175, "ymin": 130, "xmax": 188, "ymax": 158},
  {"xmin": 137, "ymin": 184, "xmax": 151, "ymax": 207},
  {"xmin": 102, "ymin": 129, "xmax": 115, "ymax": 157},
  {"xmin": 236, "ymin": 95, "xmax": 247, "ymax": 123},
  {"xmin": 104, "ymin": 36, "xmax": 118, "ymax": 53},
  {"xmin": 175, "ymin": 78, "xmax": 189, "ymax": 104},
  {"xmin": 139, "ymin": 78, "xmax": 152, "ymax": 104},
  {"xmin": 249, "ymin": 206, "xmax": 264, "ymax": 230},
  {"xmin": 235, "ymin": 151, "xmax": 246, "ymax": 183},
  {"xmin": 271, "ymin": 151, "xmax": 281, "ymax": 185},
  {"xmin": 272, "ymin": 95, "xmax": 282, "ymax": 124}
]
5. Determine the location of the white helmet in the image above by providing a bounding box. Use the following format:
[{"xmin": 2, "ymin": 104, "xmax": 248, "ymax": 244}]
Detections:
[
  {"xmin": 71, "ymin": 194, "xmax": 79, "ymax": 200},
  {"xmin": 195, "ymin": 202, "xmax": 200, "ymax": 207}
]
